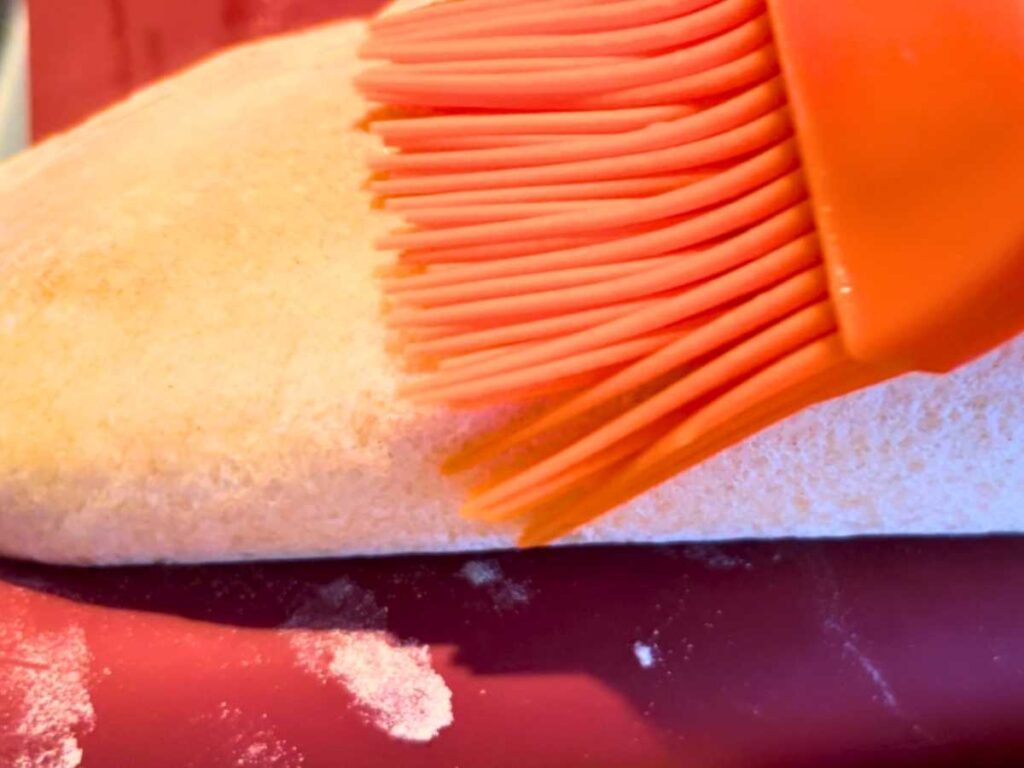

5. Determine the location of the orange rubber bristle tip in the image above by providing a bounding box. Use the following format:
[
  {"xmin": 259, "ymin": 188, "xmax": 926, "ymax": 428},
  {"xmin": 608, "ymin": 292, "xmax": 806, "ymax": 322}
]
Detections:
[{"xmin": 358, "ymin": 0, "xmax": 1024, "ymax": 544}]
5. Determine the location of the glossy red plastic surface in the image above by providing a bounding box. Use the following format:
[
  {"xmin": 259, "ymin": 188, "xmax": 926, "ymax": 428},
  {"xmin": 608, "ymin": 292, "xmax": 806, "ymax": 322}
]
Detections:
[
  {"xmin": 8, "ymin": 2, "xmax": 1024, "ymax": 766},
  {"xmin": 4, "ymin": 540, "xmax": 1024, "ymax": 768}
]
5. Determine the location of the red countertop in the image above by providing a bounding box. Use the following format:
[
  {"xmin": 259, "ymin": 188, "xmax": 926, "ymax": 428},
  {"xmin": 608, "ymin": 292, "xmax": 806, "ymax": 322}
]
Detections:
[
  {"xmin": 3, "ymin": 540, "xmax": 1024, "ymax": 767},
  {"xmin": 4, "ymin": 2, "xmax": 1024, "ymax": 766}
]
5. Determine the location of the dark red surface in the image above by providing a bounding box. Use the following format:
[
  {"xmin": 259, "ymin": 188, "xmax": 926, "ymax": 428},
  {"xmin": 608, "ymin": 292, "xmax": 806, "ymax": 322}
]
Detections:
[{"xmin": 7, "ymin": 2, "xmax": 1024, "ymax": 766}]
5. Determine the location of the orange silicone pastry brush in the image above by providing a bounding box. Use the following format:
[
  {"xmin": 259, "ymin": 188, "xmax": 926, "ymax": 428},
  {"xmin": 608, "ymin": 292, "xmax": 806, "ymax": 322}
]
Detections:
[{"xmin": 356, "ymin": 0, "xmax": 1024, "ymax": 545}]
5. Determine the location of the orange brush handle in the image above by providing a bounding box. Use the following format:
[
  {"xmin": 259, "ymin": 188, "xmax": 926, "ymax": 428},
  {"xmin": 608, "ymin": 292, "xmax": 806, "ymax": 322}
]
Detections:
[{"xmin": 769, "ymin": 0, "xmax": 1024, "ymax": 372}]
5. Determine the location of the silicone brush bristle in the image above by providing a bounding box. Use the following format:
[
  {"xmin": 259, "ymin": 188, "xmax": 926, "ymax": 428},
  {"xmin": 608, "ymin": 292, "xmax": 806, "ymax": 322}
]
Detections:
[{"xmin": 358, "ymin": 0, "xmax": 882, "ymax": 544}]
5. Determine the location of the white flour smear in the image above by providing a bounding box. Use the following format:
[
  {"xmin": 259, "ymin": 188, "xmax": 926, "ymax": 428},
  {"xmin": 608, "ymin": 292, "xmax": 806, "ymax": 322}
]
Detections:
[
  {"xmin": 284, "ymin": 578, "xmax": 453, "ymax": 743},
  {"xmin": 0, "ymin": 623, "xmax": 95, "ymax": 768},
  {"xmin": 290, "ymin": 630, "xmax": 452, "ymax": 742}
]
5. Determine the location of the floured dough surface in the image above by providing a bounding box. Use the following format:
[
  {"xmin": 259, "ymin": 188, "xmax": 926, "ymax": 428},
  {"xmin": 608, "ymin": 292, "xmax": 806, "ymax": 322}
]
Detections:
[{"xmin": 0, "ymin": 21, "xmax": 1021, "ymax": 564}]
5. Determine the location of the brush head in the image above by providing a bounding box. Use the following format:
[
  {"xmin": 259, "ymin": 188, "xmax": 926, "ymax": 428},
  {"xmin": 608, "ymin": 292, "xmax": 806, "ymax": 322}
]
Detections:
[
  {"xmin": 358, "ymin": 0, "xmax": 1022, "ymax": 542},
  {"xmin": 357, "ymin": 0, "xmax": 879, "ymax": 542}
]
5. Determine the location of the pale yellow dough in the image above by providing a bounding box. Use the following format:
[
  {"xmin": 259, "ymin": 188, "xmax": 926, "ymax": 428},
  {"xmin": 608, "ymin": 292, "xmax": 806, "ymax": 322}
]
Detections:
[{"xmin": 0, "ymin": 21, "xmax": 1021, "ymax": 564}]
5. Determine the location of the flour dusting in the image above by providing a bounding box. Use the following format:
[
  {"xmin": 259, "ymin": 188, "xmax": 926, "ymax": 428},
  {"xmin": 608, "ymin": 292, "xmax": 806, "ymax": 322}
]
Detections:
[
  {"xmin": 203, "ymin": 702, "xmax": 304, "ymax": 768},
  {"xmin": 285, "ymin": 579, "xmax": 453, "ymax": 743},
  {"xmin": 236, "ymin": 740, "xmax": 302, "ymax": 768},
  {"xmin": 811, "ymin": 556, "xmax": 933, "ymax": 741},
  {"xmin": 835, "ymin": 633, "xmax": 900, "ymax": 711},
  {"xmin": 285, "ymin": 577, "xmax": 385, "ymax": 630},
  {"xmin": 0, "ymin": 624, "xmax": 94, "ymax": 768},
  {"xmin": 459, "ymin": 560, "xmax": 531, "ymax": 611},
  {"xmin": 459, "ymin": 560, "xmax": 501, "ymax": 587},
  {"xmin": 682, "ymin": 545, "xmax": 752, "ymax": 571}
]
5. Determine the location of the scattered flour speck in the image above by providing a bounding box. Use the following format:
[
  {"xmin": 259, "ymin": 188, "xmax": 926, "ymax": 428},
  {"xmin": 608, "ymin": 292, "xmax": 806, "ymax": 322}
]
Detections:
[
  {"xmin": 632, "ymin": 641, "xmax": 660, "ymax": 670},
  {"xmin": 0, "ymin": 623, "xmax": 95, "ymax": 768},
  {"xmin": 284, "ymin": 579, "xmax": 453, "ymax": 743}
]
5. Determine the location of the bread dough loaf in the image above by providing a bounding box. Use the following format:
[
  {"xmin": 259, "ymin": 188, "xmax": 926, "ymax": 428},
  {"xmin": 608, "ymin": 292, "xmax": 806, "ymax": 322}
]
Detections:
[{"xmin": 1, "ymin": 21, "xmax": 1021, "ymax": 564}]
